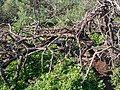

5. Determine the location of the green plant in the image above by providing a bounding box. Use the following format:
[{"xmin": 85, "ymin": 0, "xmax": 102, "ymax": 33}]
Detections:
[
  {"xmin": 26, "ymin": 58, "xmax": 104, "ymax": 90},
  {"xmin": 1, "ymin": 0, "xmax": 18, "ymax": 22},
  {"xmin": 90, "ymin": 33, "xmax": 103, "ymax": 46},
  {"xmin": 0, "ymin": 61, "xmax": 17, "ymax": 90},
  {"xmin": 111, "ymin": 67, "xmax": 120, "ymax": 90},
  {"xmin": 82, "ymin": 70, "xmax": 105, "ymax": 90}
]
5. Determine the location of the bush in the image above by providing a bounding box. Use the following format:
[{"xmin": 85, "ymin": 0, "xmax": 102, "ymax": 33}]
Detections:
[
  {"xmin": 26, "ymin": 58, "xmax": 104, "ymax": 90},
  {"xmin": 1, "ymin": 0, "xmax": 18, "ymax": 22},
  {"xmin": 111, "ymin": 67, "xmax": 120, "ymax": 90}
]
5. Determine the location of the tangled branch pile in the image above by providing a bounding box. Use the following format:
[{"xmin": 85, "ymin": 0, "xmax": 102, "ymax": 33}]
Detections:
[{"xmin": 0, "ymin": 0, "xmax": 120, "ymax": 88}]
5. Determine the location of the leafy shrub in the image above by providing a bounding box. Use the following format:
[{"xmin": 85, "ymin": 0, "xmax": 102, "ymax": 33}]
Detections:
[
  {"xmin": 90, "ymin": 33, "xmax": 103, "ymax": 46},
  {"xmin": 1, "ymin": 0, "xmax": 18, "ymax": 22},
  {"xmin": 111, "ymin": 67, "xmax": 120, "ymax": 90},
  {"xmin": 0, "ymin": 61, "xmax": 17, "ymax": 90},
  {"xmin": 26, "ymin": 58, "xmax": 104, "ymax": 90}
]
